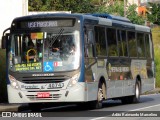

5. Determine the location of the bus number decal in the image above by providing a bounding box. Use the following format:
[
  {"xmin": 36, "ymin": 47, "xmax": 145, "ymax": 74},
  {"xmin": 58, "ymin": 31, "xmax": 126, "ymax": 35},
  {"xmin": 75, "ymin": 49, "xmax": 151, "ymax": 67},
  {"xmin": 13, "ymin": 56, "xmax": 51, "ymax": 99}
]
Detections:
[{"xmin": 48, "ymin": 83, "xmax": 64, "ymax": 89}]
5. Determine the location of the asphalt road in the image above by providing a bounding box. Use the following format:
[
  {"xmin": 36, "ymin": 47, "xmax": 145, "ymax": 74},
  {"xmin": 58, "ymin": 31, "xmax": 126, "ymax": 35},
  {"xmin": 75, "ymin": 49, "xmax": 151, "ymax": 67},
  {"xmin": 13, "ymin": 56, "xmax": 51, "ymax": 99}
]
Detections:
[{"xmin": 1, "ymin": 93, "xmax": 160, "ymax": 120}]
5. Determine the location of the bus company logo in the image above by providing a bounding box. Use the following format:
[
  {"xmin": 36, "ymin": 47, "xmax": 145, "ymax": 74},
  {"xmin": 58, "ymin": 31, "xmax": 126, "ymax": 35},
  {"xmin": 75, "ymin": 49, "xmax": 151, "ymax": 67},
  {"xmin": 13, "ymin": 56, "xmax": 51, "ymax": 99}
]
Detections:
[
  {"xmin": 32, "ymin": 73, "xmax": 54, "ymax": 76},
  {"xmin": 21, "ymin": 84, "xmax": 39, "ymax": 89}
]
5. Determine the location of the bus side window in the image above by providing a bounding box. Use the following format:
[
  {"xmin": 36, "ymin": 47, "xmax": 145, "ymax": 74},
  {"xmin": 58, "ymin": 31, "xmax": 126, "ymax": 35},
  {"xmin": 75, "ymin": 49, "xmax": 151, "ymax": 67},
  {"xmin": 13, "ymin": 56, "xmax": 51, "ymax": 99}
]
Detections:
[
  {"xmin": 85, "ymin": 29, "xmax": 95, "ymax": 56},
  {"xmin": 145, "ymin": 34, "xmax": 152, "ymax": 59},
  {"xmin": 107, "ymin": 28, "xmax": 118, "ymax": 57},
  {"xmin": 95, "ymin": 26, "xmax": 106, "ymax": 56},
  {"xmin": 117, "ymin": 30, "xmax": 128, "ymax": 57},
  {"xmin": 137, "ymin": 33, "xmax": 145, "ymax": 58},
  {"xmin": 128, "ymin": 31, "xmax": 137, "ymax": 57},
  {"xmin": 84, "ymin": 28, "xmax": 96, "ymax": 67}
]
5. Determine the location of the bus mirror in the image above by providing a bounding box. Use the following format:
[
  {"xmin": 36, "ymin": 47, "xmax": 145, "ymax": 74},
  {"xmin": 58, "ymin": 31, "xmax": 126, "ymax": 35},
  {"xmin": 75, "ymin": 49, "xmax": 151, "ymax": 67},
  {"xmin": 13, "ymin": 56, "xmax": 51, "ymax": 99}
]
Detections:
[
  {"xmin": 1, "ymin": 28, "xmax": 10, "ymax": 49},
  {"xmin": 1, "ymin": 36, "xmax": 6, "ymax": 49}
]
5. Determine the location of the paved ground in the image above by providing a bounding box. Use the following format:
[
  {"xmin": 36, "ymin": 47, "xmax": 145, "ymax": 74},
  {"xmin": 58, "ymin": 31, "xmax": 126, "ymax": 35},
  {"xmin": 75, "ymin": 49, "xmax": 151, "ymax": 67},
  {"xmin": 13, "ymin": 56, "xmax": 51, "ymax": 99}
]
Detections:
[{"xmin": 0, "ymin": 88, "xmax": 160, "ymax": 112}]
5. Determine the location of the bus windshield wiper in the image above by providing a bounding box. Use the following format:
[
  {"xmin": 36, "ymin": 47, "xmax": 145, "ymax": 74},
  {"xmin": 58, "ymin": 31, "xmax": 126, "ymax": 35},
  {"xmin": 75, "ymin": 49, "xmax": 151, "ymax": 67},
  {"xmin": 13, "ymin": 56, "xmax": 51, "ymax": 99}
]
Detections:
[{"xmin": 49, "ymin": 28, "xmax": 64, "ymax": 47}]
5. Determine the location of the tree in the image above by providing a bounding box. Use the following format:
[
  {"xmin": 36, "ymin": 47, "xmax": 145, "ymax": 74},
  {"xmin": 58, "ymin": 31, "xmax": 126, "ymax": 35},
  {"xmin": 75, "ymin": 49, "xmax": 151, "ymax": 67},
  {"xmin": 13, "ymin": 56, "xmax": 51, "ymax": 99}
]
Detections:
[
  {"xmin": 127, "ymin": 4, "xmax": 145, "ymax": 25},
  {"xmin": 29, "ymin": 0, "xmax": 96, "ymax": 13},
  {"xmin": 92, "ymin": 0, "xmax": 124, "ymax": 16},
  {"xmin": 95, "ymin": 1, "xmax": 145, "ymax": 25},
  {"xmin": 28, "ymin": 0, "xmax": 43, "ymax": 11},
  {"xmin": 28, "ymin": 0, "xmax": 145, "ymax": 25},
  {"xmin": 147, "ymin": 3, "xmax": 160, "ymax": 25}
]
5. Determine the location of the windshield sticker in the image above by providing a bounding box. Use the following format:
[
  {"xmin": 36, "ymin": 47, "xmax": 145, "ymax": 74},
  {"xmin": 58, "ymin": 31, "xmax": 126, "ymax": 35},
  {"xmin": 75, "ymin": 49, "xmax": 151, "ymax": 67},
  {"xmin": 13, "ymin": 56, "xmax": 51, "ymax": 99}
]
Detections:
[
  {"xmin": 15, "ymin": 62, "xmax": 42, "ymax": 71},
  {"xmin": 31, "ymin": 32, "xmax": 43, "ymax": 39},
  {"xmin": 43, "ymin": 62, "xmax": 54, "ymax": 72},
  {"xmin": 54, "ymin": 62, "xmax": 62, "ymax": 67}
]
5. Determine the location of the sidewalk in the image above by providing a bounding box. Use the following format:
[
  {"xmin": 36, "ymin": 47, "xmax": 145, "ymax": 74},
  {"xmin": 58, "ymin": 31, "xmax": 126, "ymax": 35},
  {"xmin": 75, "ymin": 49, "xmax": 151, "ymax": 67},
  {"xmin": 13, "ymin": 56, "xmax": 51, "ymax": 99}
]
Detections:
[
  {"xmin": 143, "ymin": 88, "xmax": 160, "ymax": 95},
  {"xmin": 0, "ymin": 88, "xmax": 160, "ymax": 112},
  {"xmin": 0, "ymin": 103, "xmax": 28, "ymax": 112}
]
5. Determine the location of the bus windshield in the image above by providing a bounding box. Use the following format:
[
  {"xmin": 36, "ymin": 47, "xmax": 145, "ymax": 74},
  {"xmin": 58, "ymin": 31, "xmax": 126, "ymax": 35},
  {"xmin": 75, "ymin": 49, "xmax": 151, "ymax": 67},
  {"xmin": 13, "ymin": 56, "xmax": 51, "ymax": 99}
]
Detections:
[{"xmin": 9, "ymin": 30, "xmax": 80, "ymax": 73}]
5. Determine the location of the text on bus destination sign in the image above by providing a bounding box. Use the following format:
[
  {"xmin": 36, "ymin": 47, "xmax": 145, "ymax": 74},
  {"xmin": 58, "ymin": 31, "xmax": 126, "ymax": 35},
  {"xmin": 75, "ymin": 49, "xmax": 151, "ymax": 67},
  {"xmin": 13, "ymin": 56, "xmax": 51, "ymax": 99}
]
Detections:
[{"xmin": 28, "ymin": 21, "xmax": 58, "ymax": 28}]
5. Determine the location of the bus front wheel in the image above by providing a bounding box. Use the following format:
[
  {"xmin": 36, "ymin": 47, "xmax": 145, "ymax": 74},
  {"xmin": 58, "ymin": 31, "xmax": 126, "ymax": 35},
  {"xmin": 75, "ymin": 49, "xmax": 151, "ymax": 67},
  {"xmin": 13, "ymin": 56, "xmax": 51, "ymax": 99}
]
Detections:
[{"xmin": 90, "ymin": 82, "xmax": 105, "ymax": 109}]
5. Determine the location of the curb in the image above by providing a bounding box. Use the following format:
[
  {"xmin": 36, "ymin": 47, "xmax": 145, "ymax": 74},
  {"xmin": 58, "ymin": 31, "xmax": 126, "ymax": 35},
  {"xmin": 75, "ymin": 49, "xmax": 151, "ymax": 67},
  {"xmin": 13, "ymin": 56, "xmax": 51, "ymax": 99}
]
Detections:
[
  {"xmin": 142, "ymin": 88, "xmax": 160, "ymax": 95},
  {"xmin": 0, "ymin": 104, "xmax": 28, "ymax": 112}
]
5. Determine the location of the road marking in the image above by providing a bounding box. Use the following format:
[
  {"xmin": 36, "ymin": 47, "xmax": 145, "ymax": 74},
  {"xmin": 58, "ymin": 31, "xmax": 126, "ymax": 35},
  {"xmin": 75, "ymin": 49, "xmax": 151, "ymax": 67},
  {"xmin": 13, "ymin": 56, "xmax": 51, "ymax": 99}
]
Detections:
[
  {"xmin": 129, "ymin": 103, "xmax": 160, "ymax": 111},
  {"xmin": 90, "ymin": 104, "xmax": 160, "ymax": 120},
  {"xmin": 90, "ymin": 117, "xmax": 106, "ymax": 120},
  {"xmin": 142, "ymin": 93, "xmax": 158, "ymax": 96}
]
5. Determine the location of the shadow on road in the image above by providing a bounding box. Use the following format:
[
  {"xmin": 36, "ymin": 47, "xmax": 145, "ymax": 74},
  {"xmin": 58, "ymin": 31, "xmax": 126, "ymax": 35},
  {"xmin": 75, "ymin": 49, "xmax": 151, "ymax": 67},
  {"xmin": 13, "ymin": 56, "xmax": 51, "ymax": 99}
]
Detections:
[{"xmin": 24, "ymin": 95, "xmax": 155, "ymax": 113}]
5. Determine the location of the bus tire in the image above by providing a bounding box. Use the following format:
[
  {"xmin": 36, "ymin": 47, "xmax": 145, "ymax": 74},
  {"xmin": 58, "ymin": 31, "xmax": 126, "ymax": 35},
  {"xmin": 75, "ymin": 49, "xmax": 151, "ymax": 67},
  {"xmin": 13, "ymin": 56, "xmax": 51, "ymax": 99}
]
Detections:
[
  {"xmin": 90, "ymin": 81, "xmax": 105, "ymax": 109},
  {"xmin": 132, "ymin": 80, "xmax": 141, "ymax": 103},
  {"xmin": 121, "ymin": 80, "xmax": 141, "ymax": 104},
  {"xmin": 28, "ymin": 103, "xmax": 42, "ymax": 112}
]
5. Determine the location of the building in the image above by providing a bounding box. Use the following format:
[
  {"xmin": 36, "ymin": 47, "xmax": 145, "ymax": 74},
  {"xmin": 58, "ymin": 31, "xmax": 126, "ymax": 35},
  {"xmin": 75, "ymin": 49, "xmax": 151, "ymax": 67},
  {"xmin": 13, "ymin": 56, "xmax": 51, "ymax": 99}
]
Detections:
[
  {"xmin": 0, "ymin": 0, "xmax": 28, "ymax": 48},
  {"xmin": 127, "ymin": 0, "xmax": 160, "ymax": 17}
]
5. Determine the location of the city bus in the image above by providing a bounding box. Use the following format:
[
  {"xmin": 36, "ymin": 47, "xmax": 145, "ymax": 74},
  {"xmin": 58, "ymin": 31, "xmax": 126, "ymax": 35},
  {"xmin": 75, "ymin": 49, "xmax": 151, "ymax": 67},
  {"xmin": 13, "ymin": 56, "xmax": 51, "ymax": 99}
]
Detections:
[{"xmin": 1, "ymin": 13, "xmax": 155, "ymax": 110}]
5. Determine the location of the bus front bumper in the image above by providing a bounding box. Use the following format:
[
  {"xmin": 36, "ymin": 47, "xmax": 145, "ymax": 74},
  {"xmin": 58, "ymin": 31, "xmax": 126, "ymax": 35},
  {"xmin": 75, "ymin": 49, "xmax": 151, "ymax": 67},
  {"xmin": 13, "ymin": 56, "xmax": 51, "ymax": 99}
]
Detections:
[{"xmin": 7, "ymin": 83, "xmax": 87, "ymax": 103}]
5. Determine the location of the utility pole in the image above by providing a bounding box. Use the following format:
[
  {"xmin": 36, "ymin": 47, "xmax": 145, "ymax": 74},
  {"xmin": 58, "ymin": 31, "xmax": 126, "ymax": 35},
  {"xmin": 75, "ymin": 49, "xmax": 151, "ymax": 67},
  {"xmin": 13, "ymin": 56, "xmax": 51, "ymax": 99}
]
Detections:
[{"xmin": 124, "ymin": 0, "xmax": 127, "ymax": 17}]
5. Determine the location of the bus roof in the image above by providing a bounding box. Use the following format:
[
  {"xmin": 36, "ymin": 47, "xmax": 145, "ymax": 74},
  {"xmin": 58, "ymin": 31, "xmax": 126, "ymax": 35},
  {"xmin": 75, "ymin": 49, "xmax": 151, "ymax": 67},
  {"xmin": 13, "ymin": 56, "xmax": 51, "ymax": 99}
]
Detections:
[{"xmin": 12, "ymin": 13, "xmax": 150, "ymax": 33}]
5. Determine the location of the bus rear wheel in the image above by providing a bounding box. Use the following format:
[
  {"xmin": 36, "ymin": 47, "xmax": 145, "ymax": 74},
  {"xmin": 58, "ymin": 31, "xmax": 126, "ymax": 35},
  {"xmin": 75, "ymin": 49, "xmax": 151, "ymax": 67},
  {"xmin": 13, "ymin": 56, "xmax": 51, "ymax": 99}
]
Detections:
[
  {"xmin": 121, "ymin": 80, "xmax": 141, "ymax": 104},
  {"xmin": 132, "ymin": 80, "xmax": 141, "ymax": 103}
]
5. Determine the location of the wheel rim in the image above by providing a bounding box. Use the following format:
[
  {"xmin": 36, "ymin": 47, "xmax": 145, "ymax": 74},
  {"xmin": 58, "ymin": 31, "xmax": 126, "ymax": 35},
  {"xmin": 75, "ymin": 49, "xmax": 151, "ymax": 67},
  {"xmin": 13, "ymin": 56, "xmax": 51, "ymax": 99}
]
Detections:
[
  {"xmin": 135, "ymin": 83, "xmax": 140, "ymax": 99},
  {"xmin": 98, "ymin": 88, "xmax": 103, "ymax": 102}
]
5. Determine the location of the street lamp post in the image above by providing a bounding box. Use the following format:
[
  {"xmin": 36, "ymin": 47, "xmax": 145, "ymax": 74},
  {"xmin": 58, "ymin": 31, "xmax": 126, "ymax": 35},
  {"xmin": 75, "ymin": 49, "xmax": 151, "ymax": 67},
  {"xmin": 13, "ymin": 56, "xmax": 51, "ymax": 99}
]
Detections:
[{"xmin": 124, "ymin": 0, "xmax": 127, "ymax": 17}]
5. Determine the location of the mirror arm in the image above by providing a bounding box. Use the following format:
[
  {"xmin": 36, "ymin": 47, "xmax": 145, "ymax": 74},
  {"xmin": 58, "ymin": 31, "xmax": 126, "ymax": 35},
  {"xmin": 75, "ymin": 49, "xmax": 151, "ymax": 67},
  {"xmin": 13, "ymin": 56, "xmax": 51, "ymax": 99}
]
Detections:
[{"xmin": 3, "ymin": 28, "xmax": 10, "ymax": 36}]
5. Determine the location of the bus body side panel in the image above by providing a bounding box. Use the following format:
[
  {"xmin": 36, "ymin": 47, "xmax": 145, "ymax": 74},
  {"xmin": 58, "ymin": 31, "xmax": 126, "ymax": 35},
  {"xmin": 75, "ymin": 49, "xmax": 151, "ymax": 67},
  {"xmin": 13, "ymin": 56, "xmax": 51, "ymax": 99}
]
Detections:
[
  {"xmin": 106, "ymin": 58, "xmax": 135, "ymax": 98},
  {"xmin": 141, "ymin": 59, "xmax": 155, "ymax": 93},
  {"xmin": 131, "ymin": 59, "xmax": 155, "ymax": 94}
]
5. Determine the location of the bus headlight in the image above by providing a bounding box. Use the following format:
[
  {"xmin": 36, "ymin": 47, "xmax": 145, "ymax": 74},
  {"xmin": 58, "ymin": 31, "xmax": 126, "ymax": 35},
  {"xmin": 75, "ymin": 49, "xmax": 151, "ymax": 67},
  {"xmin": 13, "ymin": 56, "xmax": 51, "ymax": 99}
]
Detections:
[
  {"xmin": 9, "ymin": 75, "xmax": 20, "ymax": 90},
  {"xmin": 67, "ymin": 73, "xmax": 80, "ymax": 88}
]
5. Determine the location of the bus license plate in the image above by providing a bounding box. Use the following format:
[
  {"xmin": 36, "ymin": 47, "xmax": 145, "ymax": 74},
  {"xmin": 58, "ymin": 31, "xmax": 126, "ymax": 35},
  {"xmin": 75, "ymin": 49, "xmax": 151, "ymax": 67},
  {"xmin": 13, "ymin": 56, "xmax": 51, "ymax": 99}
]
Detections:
[
  {"xmin": 48, "ymin": 83, "xmax": 64, "ymax": 89},
  {"xmin": 37, "ymin": 92, "xmax": 50, "ymax": 98}
]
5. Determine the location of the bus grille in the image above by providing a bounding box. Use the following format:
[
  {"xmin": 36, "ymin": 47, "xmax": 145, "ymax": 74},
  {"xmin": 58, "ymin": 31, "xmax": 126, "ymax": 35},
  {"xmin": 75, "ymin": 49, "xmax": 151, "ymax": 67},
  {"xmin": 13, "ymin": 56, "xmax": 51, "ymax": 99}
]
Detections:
[
  {"xmin": 26, "ymin": 94, "xmax": 62, "ymax": 100},
  {"xmin": 21, "ymin": 76, "xmax": 70, "ymax": 84}
]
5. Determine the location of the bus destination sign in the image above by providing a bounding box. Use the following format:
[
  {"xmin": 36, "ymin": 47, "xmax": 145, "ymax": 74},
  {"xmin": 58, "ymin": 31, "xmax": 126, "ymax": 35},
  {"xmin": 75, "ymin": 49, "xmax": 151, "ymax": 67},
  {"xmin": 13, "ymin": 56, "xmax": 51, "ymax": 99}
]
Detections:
[
  {"xmin": 28, "ymin": 21, "xmax": 57, "ymax": 28},
  {"xmin": 19, "ymin": 19, "xmax": 74, "ymax": 28}
]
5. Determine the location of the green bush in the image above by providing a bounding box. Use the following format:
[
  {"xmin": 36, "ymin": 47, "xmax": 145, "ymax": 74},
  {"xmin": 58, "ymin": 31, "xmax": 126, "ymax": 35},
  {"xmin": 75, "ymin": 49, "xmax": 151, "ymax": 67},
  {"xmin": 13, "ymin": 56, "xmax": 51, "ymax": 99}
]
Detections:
[
  {"xmin": 154, "ymin": 48, "xmax": 160, "ymax": 87},
  {"xmin": 152, "ymin": 26, "xmax": 160, "ymax": 88},
  {"xmin": 0, "ymin": 49, "xmax": 7, "ymax": 102}
]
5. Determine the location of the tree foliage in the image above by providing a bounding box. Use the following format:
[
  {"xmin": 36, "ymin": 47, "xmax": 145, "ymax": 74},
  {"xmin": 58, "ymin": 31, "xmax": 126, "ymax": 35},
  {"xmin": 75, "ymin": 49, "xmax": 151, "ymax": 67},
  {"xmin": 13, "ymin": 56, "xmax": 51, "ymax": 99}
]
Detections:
[
  {"xmin": 127, "ymin": 4, "xmax": 145, "ymax": 25},
  {"xmin": 28, "ymin": 0, "xmax": 43, "ymax": 11},
  {"xmin": 28, "ymin": 0, "xmax": 145, "ymax": 25},
  {"xmin": 95, "ymin": 1, "xmax": 145, "ymax": 25},
  {"xmin": 29, "ymin": 0, "xmax": 96, "ymax": 13},
  {"xmin": 147, "ymin": 3, "xmax": 160, "ymax": 25}
]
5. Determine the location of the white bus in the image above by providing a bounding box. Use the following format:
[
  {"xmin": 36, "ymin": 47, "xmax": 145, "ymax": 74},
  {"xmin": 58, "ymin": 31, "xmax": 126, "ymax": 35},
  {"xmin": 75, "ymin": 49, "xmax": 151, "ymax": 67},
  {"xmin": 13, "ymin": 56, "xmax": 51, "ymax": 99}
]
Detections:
[{"xmin": 2, "ymin": 13, "xmax": 155, "ymax": 111}]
